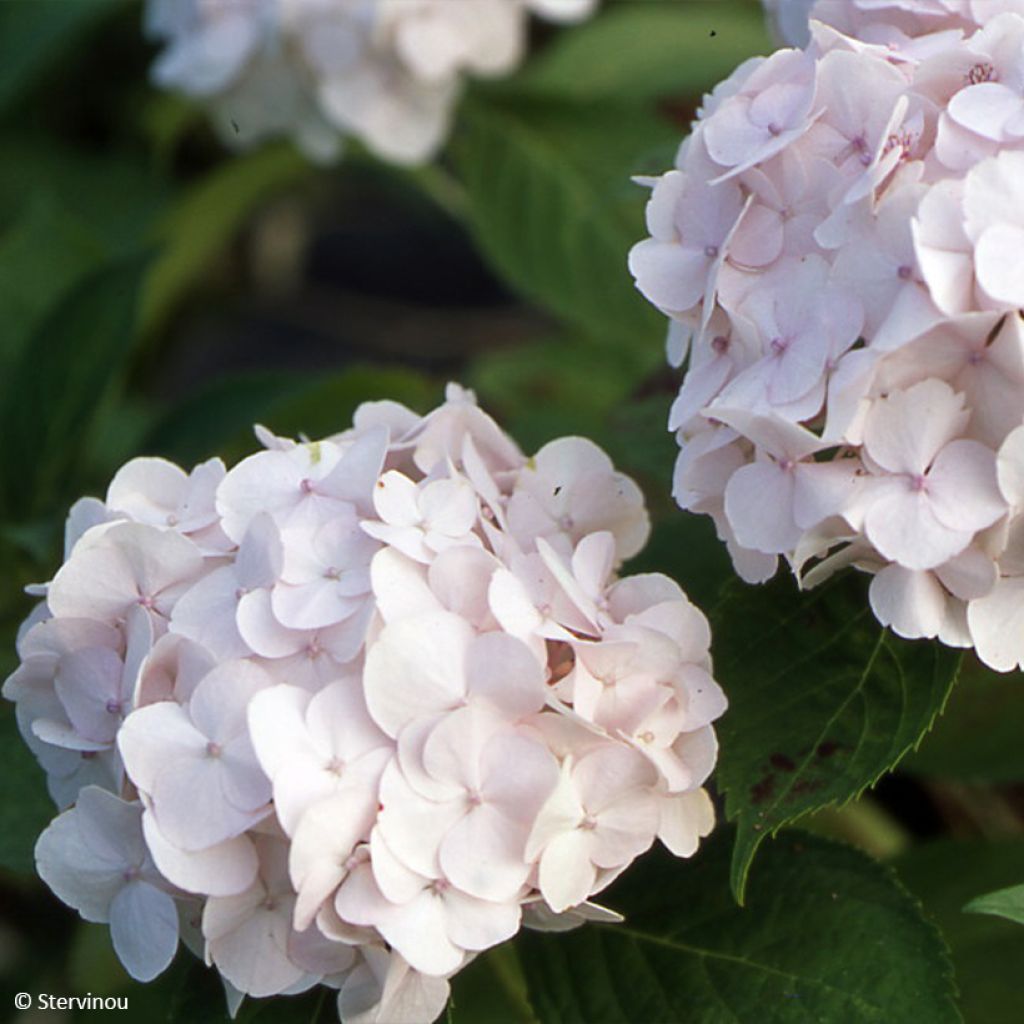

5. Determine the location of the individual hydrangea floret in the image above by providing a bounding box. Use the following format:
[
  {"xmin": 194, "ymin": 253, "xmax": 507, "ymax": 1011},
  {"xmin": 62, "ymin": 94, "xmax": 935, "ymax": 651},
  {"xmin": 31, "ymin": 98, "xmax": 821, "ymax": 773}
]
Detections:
[
  {"xmin": 630, "ymin": 1, "xmax": 1024, "ymax": 671},
  {"xmin": 5, "ymin": 384, "xmax": 724, "ymax": 1024},
  {"xmin": 145, "ymin": 0, "xmax": 597, "ymax": 164}
]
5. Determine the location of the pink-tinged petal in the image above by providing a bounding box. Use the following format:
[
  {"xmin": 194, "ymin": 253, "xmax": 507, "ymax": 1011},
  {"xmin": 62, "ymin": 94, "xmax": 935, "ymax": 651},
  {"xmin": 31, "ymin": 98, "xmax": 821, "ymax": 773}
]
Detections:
[
  {"xmin": 118, "ymin": 702, "xmax": 204, "ymax": 794},
  {"xmin": 442, "ymin": 888, "xmax": 520, "ymax": 952},
  {"xmin": 370, "ymin": 827, "xmax": 428, "ymax": 906},
  {"xmin": 792, "ymin": 460, "xmax": 862, "ymax": 531},
  {"xmin": 538, "ymin": 830, "xmax": 596, "ymax": 912},
  {"xmin": 657, "ymin": 789, "xmax": 715, "ymax": 857},
  {"xmin": 204, "ymin": 895, "xmax": 305, "ymax": 998},
  {"xmin": 142, "ymin": 811, "xmax": 257, "ymax": 897},
  {"xmin": 998, "ymin": 425, "xmax": 1024, "ymax": 506},
  {"xmin": 363, "ymin": 611, "xmax": 472, "ymax": 736},
  {"xmin": 575, "ymin": 745, "xmax": 657, "ymax": 813},
  {"xmin": 428, "ymin": 546, "xmax": 499, "ymax": 627},
  {"xmin": 235, "ymin": 589, "xmax": 304, "ymax": 659},
  {"xmin": 488, "ymin": 568, "xmax": 544, "ymax": 640},
  {"xmin": 340, "ymin": 950, "xmax": 451, "ymax": 1024},
  {"xmin": 464, "ymin": 632, "xmax": 546, "ymax": 717},
  {"xmin": 590, "ymin": 795, "xmax": 658, "ymax": 869},
  {"xmin": 935, "ymin": 547, "xmax": 997, "ymax": 603},
  {"xmin": 670, "ymin": 727, "xmax": 719, "ymax": 789},
  {"xmin": 723, "ymin": 461, "xmax": 799, "ymax": 555},
  {"xmin": 571, "ymin": 532, "xmax": 616, "ymax": 599},
  {"xmin": 290, "ymin": 795, "xmax": 376, "ymax": 929},
  {"xmin": 627, "ymin": 239, "xmax": 708, "ymax": 313},
  {"xmin": 189, "ymin": 660, "xmax": 272, "ymax": 742},
  {"xmin": 948, "ymin": 82, "xmax": 1024, "ymax": 140},
  {"xmin": 370, "ymin": 546, "xmax": 439, "ymax": 622},
  {"xmin": 55, "ymin": 646, "xmax": 124, "ymax": 743},
  {"xmin": 865, "ymin": 483, "xmax": 971, "ymax": 571},
  {"xmin": 48, "ymin": 523, "xmax": 202, "ymax": 622},
  {"xmin": 675, "ymin": 665, "xmax": 728, "ymax": 729},
  {"xmin": 422, "ymin": 704, "xmax": 500, "ymax": 795},
  {"xmin": 863, "ymin": 380, "xmax": 969, "ymax": 476},
  {"xmin": 322, "ymin": 428, "xmax": 389, "ymax": 511},
  {"xmin": 271, "ymin": 579, "xmax": 363, "ymax": 631},
  {"xmin": 927, "ymin": 440, "xmax": 1006, "ymax": 533},
  {"xmin": 975, "ymin": 223, "xmax": 1024, "ymax": 308},
  {"xmin": 968, "ymin": 576, "xmax": 1024, "ymax": 672},
  {"xmin": 869, "ymin": 564, "xmax": 946, "ymax": 641},
  {"xmin": 169, "ymin": 566, "xmax": 250, "ymax": 660},
  {"xmin": 373, "ymin": 471, "xmax": 421, "ymax": 527},
  {"xmin": 106, "ymin": 457, "xmax": 187, "ymax": 521},
  {"xmin": 247, "ymin": 685, "xmax": 312, "ymax": 780},
  {"xmin": 151, "ymin": 754, "xmax": 264, "ymax": 851},
  {"xmin": 109, "ymin": 881, "xmax": 178, "ymax": 982},
  {"xmin": 235, "ymin": 513, "xmax": 284, "ymax": 590},
  {"xmin": 439, "ymin": 805, "xmax": 530, "ymax": 901},
  {"xmin": 375, "ymin": 889, "xmax": 464, "ymax": 977},
  {"xmin": 729, "ymin": 202, "xmax": 783, "ymax": 268},
  {"xmin": 377, "ymin": 761, "xmax": 463, "ymax": 879},
  {"xmin": 419, "ymin": 478, "xmax": 478, "ymax": 536}
]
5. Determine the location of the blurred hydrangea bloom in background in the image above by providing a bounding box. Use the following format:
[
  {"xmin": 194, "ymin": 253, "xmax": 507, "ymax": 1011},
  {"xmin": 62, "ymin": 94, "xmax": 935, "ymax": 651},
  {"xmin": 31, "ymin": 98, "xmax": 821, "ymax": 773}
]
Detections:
[
  {"xmin": 4, "ymin": 385, "xmax": 722, "ymax": 1023},
  {"xmin": 145, "ymin": 0, "xmax": 596, "ymax": 163},
  {"xmin": 630, "ymin": 0, "xmax": 1024, "ymax": 669}
]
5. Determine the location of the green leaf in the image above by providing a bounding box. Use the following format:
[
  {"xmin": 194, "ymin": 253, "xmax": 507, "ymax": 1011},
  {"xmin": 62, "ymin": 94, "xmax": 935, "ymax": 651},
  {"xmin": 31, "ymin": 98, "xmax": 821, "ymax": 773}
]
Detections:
[
  {"xmin": 0, "ymin": 197, "xmax": 104, "ymax": 376},
  {"xmin": 452, "ymin": 96, "xmax": 671, "ymax": 349},
  {"xmin": 517, "ymin": 0, "xmax": 772, "ymax": 102},
  {"xmin": 0, "ymin": 254, "xmax": 150, "ymax": 520},
  {"xmin": 965, "ymin": 884, "xmax": 1024, "ymax": 927},
  {"xmin": 141, "ymin": 143, "xmax": 310, "ymax": 336},
  {"xmin": 0, "ymin": 704, "xmax": 54, "ymax": 874},
  {"xmin": 0, "ymin": 136, "xmax": 173, "ymax": 254},
  {"xmin": 449, "ymin": 945, "xmax": 538, "ymax": 1024},
  {"xmin": 897, "ymin": 838, "xmax": 1024, "ymax": 1023},
  {"xmin": 0, "ymin": 0, "xmax": 127, "ymax": 115},
  {"xmin": 904, "ymin": 655, "xmax": 1024, "ymax": 783},
  {"xmin": 518, "ymin": 828, "xmax": 959, "ymax": 1024},
  {"xmin": 712, "ymin": 573, "xmax": 961, "ymax": 901}
]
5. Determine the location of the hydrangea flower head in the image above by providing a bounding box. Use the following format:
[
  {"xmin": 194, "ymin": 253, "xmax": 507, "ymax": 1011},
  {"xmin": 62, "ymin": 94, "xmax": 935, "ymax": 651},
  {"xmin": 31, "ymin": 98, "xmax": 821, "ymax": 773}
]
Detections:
[
  {"xmin": 5, "ymin": 384, "xmax": 723, "ymax": 1023},
  {"xmin": 145, "ymin": 0, "xmax": 597, "ymax": 163},
  {"xmin": 632, "ymin": 2, "xmax": 1024, "ymax": 671}
]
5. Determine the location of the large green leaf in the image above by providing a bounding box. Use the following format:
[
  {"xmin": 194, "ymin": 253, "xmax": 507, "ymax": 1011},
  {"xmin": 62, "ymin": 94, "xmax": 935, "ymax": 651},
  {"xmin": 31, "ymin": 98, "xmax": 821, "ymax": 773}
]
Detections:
[
  {"xmin": 517, "ymin": 0, "xmax": 771, "ymax": 102},
  {"xmin": 0, "ymin": 198, "xmax": 104, "ymax": 376},
  {"xmin": 0, "ymin": 137, "xmax": 172, "ymax": 262},
  {"xmin": 141, "ymin": 143, "xmax": 309, "ymax": 336},
  {"xmin": 712, "ymin": 574, "xmax": 961, "ymax": 900},
  {"xmin": 518, "ymin": 828, "xmax": 958, "ymax": 1024},
  {"xmin": 897, "ymin": 839, "xmax": 1024, "ymax": 1023},
  {"xmin": 452, "ymin": 96, "xmax": 670, "ymax": 350},
  {"xmin": 0, "ymin": 0, "xmax": 127, "ymax": 116},
  {"xmin": 0, "ymin": 254, "xmax": 149, "ymax": 520},
  {"xmin": 904, "ymin": 655, "xmax": 1024, "ymax": 783}
]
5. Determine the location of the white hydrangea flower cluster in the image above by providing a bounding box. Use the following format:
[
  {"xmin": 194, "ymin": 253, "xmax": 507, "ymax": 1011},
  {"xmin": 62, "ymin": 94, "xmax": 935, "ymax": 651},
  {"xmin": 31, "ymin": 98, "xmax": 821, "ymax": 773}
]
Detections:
[
  {"xmin": 629, "ymin": 1, "xmax": 1024, "ymax": 671},
  {"xmin": 4, "ymin": 385, "xmax": 723, "ymax": 1023},
  {"xmin": 145, "ymin": 0, "xmax": 596, "ymax": 164}
]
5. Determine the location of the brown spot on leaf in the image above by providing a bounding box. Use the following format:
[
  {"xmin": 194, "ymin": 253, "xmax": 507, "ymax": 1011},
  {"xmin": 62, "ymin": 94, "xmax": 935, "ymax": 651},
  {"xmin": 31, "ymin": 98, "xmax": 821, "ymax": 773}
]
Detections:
[
  {"xmin": 769, "ymin": 753, "xmax": 796, "ymax": 772},
  {"xmin": 817, "ymin": 741, "xmax": 842, "ymax": 759},
  {"xmin": 750, "ymin": 775, "xmax": 776, "ymax": 805}
]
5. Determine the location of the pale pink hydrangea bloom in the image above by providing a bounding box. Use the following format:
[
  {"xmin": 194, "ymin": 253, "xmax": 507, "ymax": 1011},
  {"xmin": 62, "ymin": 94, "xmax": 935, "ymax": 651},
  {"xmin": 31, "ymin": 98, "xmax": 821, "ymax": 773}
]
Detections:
[
  {"xmin": 5, "ymin": 384, "xmax": 723, "ymax": 1023},
  {"xmin": 632, "ymin": 3, "xmax": 1024, "ymax": 670},
  {"xmin": 145, "ymin": 0, "xmax": 597, "ymax": 164}
]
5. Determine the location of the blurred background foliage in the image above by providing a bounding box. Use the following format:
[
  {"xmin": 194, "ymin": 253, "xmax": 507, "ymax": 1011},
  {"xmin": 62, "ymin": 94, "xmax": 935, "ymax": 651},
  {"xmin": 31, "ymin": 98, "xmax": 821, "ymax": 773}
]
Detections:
[{"xmin": 0, "ymin": 1, "xmax": 1022, "ymax": 1022}]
